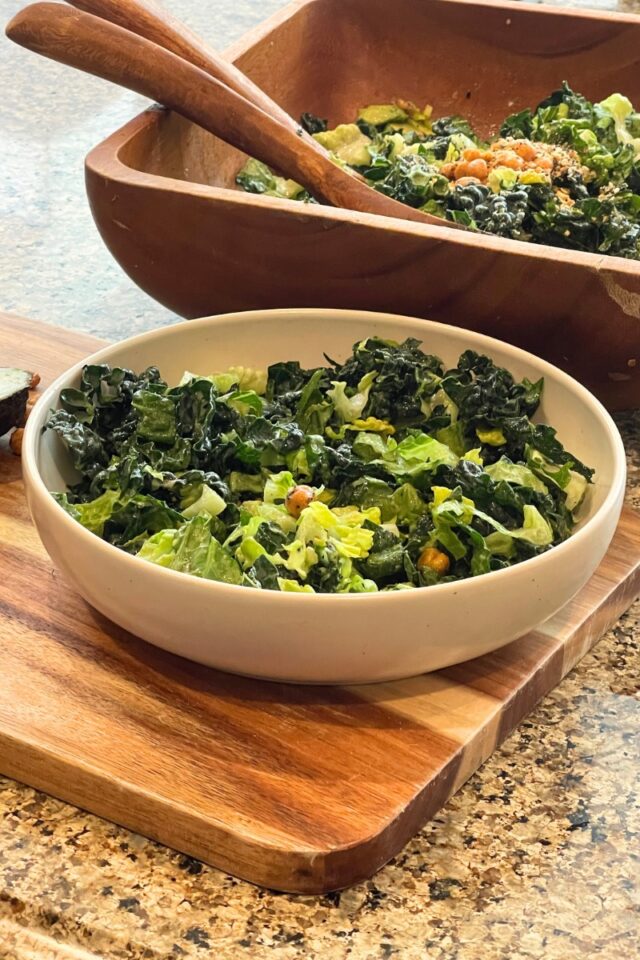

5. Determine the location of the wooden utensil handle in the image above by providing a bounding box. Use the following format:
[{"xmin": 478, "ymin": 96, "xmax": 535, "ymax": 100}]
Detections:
[
  {"xmin": 5, "ymin": 2, "xmax": 354, "ymax": 205},
  {"xmin": 65, "ymin": 0, "xmax": 301, "ymax": 135}
]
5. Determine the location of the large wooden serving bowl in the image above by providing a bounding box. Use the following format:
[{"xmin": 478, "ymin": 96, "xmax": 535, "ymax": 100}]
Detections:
[{"xmin": 85, "ymin": 0, "xmax": 640, "ymax": 410}]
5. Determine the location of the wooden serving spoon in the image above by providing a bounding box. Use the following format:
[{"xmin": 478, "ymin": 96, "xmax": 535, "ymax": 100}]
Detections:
[
  {"xmin": 65, "ymin": 0, "xmax": 307, "ymax": 136},
  {"xmin": 6, "ymin": 2, "xmax": 458, "ymax": 226}
]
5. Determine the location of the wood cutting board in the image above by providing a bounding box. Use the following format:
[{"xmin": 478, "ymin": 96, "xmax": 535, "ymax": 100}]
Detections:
[{"xmin": 0, "ymin": 311, "xmax": 638, "ymax": 894}]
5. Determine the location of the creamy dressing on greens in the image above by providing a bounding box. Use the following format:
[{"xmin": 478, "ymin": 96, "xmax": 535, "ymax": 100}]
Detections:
[{"xmin": 47, "ymin": 338, "xmax": 593, "ymax": 593}]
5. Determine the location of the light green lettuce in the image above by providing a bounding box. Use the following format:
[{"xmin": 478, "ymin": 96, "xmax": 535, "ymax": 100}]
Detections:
[
  {"xmin": 486, "ymin": 457, "xmax": 549, "ymax": 494},
  {"xmin": 598, "ymin": 93, "xmax": 640, "ymax": 156},
  {"xmin": 375, "ymin": 432, "xmax": 458, "ymax": 478},
  {"xmin": 137, "ymin": 527, "xmax": 177, "ymax": 567},
  {"xmin": 55, "ymin": 488, "xmax": 120, "ymax": 536},
  {"xmin": 280, "ymin": 539, "xmax": 318, "ymax": 579},
  {"xmin": 138, "ymin": 516, "xmax": 243, "ymax": 584},
  {"xmin": 220, "ymin": 389, "xmax": 264, "ymax": 416},
  {"xmin": 297, "ymin": 501, "xmax": 378, "ymax": 559},
  {"xmin": 328, "ymin": 371, "xmax": 377, "ymax": 422},
  {"xmin": 241, "ymin": 500, "xmax": 297, "ymax": 534},
  {"xmin": 528, "ymin": 449, "xmax": 588, "ymax": 512},
  {"xmin": 277, "ymin": 578, "xmax": 315, "ymax": 593},
  {"xmin": 181, "ymin": 483, "xmax": 227, "ymax": 519},
  {"xmin": 210, "ymin": 365, "xmax": 267, "ymax": 396},
  {"xmin": 263, "ymin": 470, "xmax": 295, "ymax": 504}
]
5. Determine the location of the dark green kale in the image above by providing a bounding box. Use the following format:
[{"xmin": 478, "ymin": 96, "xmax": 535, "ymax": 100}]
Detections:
[
  {"xmin": 249, "ymin": 554, "xmax": 285, "ymax": 590},
  {"xmin": 329, "ymin": 336, "xmax": 443, "ymax": 423},
  {"xmin": 103, "ymin": 495, "xmax": 184, "ymax": 550},
  {"xmin": 375, "ymin": 154, "xmax": 450, "ymax": 209},
  {"xmin": 237, "ymin": 82, "xmax": 640, "ymax": 258},
  {"xmin": 300, "ymin": 112, "xmax": 328, "ymax": 135},
  {"xmin": 441, "ymin": 350, "xmax": 543, "ymax": 426},
  {"xmin": 47, "ymin": 410, "xmax": 109, "ymax": 478},
  {"xmin": 446, "ymin": 183, "xmax": 530, "ymax": 238},
  {"xmin": 266, "ymin": 360, "xmax": 323, "ymax": 405},
  {"xmin": 48, "ymin": 337, "xmax": 594, "ymax": 594},
  {"xmin": 431, "ymin": 115, "xmax": 478, "ymax": 139},
  {"xmin": 526, "ymin": 187, "xmax": 640, "ymax": 258},
  {"xmin": 305, "ymin": 544, "xmax": 343, "ymax": 593},
  {"xmin": 500, "ymin": 107, "xmax": 534, "ymax": 141}
]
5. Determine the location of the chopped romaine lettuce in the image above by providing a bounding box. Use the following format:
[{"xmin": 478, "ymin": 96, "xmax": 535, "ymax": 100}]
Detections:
[
  {"xmin": 598, "ymin": 94, "xmax": 640, "ymax": 156},
  {"xmin": 139, "ymin": 516, "xmax": 243, "ymax": 584},
  {"xmin": 486, "ymin": 457, "xmax": 548, "ymax": 494},
  {"xmin": 48, "ymin": 337, "xmax": 593, "ymax": 593},
  {"xmin": 181, "ymin": 484, "xmax": 227, "ymax": 518},
  {"xmin": 328, "ymin": 371, "xmax": 377, "ymax": 422},
  {"xmin": 263, "ymin": 470, "xmax": 295, "ymax": 504},
  {"xmin": 234, "ymin": 86, "xmax": 640, "ymax": 260},
  {"xmin": 55, "ymin": 489, "xmax": 120, "ymax": 536},
  {"xmin": 313, "ymin": 124, "xmax": 372, "ymax": 166},
  {"xmin": 277, "ymin": 578, "xmax": 315, "ymax": 593}
]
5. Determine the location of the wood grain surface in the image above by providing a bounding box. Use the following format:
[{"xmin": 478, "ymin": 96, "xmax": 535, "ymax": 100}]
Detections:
[
  {"xmin": 0, "ymin": 312, "xmax": 638, "ymax": 893},
  {"xmin": 84, "ymin": 0, "xmax": 640, "ymax": 409}
]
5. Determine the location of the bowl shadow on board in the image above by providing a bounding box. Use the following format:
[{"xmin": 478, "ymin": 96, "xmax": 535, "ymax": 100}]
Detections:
[{"xmin": 83, "ymin": 595, "xmax": 525, "ymax": 717}]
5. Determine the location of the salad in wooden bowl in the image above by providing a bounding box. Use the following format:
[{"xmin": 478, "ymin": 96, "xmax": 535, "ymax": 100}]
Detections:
[{"xmin": 238, "ymin": 84, "xmax": 640, "ymax": 260}]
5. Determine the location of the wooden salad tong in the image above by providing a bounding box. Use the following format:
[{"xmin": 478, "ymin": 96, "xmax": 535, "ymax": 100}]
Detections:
[
  {"xmin": 65, "ymin": 0, "xmax": 306, "ymax": 137},
  {"xmin": 6, "ymin": 0, "xmax": 456, "ymax": 227}
]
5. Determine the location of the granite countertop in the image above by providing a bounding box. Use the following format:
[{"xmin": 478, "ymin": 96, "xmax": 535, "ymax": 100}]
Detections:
[{"xmin": 1, "ymin": 0, "xmax": 640, "ymax": 956}]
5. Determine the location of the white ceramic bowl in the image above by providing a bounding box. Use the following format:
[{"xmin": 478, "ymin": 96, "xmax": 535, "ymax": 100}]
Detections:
[{"xmin": 23, "ymin": 309, "xmax": 626, "ymax": 684}]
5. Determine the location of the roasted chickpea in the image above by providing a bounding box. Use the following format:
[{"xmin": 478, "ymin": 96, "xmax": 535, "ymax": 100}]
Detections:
[
  {"xmin": 462, "ymin": 148, "xmax": 482, "ymax": 162},
  {"xmin": 417, "ymin": 546, "xmax": 450, "ymax": 576},
  {"xmin": 455, "ymin": 176, "xmax": 482, "ymax": 186},
  {"xmin": 285, "ymin": 484, "xmax": 315, "ymax": 519},
  {"xmin": 513, "ymin": 140, "xmax": 536, "ymax": 162},
  {"xmin": 440, "ymin": 162, "xmax": 456, "ymax": 179},
  {"xmin": 466, "ymin": 158, "xmax": 488, "ymax": 180},
  {"xmin": 9, "ymin": 428, "xmax": 24, "ymax": 457},
  {"xmin": 493, "ymin": 150, "xmax": 523, "ymax": 170}
]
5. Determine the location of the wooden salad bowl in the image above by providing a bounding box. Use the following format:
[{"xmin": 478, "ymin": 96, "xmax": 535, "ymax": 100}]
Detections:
[{"xmin": 85, "ymin": 0, "xmax": 640, "ymax": 410}]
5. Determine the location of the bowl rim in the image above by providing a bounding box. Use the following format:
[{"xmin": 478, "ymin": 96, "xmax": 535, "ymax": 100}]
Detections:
[
  {"xmin": 23, "ymin": 307, "xmax": 627, "ymax": 605},
  {"xmin": 85, "ymin": 109, "xmax": 640, "ymax": 279},
  {"xmin": 84, "ymin": 0, "xmax": 640, "ymax": 276}
]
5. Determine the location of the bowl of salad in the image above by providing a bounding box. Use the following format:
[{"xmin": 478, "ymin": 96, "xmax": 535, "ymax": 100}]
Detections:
[
  {"xmin": 22, "ymin": 309, "xmax": 625, "ymax": 683},
  {"xmin": 85, "ymin": 0, "xmax": 640, "ymax": 409},
  {"xmin": 237, "ymin": 84, "xmax": 640, "ymax": 259}
]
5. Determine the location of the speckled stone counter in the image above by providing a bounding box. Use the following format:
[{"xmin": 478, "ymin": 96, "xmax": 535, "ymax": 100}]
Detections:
[{"xmin": 1, "ymin": 0, "xmax": 640, "ymax": 956}]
